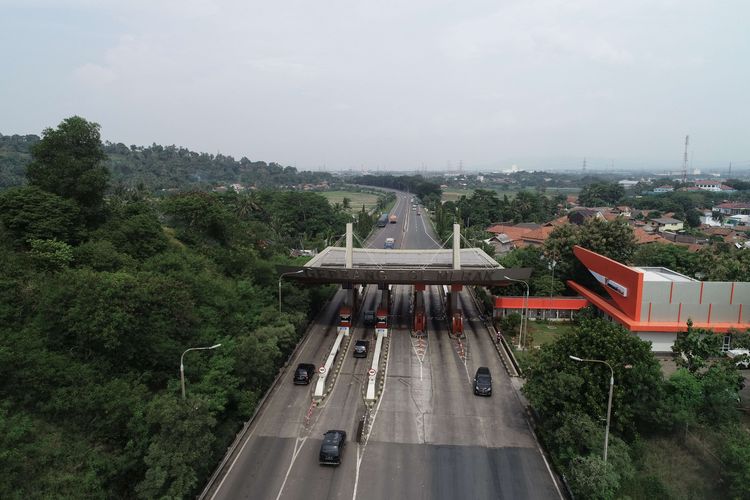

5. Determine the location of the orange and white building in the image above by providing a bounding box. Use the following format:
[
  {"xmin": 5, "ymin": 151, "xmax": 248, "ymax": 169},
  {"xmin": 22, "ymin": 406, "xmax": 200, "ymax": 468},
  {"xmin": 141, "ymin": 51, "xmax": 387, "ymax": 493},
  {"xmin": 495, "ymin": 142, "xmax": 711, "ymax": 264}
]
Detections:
[{"xmin": 568, "ymin": 246, "xmax": 750, "ymax": 351}]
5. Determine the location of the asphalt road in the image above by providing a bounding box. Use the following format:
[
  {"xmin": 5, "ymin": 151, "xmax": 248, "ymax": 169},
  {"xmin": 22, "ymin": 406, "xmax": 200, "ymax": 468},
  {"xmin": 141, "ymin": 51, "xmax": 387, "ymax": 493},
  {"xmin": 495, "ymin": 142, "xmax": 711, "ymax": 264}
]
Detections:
[{"xmin": 207, "ymin": 191, "xmax": 561, "ymax": 500}]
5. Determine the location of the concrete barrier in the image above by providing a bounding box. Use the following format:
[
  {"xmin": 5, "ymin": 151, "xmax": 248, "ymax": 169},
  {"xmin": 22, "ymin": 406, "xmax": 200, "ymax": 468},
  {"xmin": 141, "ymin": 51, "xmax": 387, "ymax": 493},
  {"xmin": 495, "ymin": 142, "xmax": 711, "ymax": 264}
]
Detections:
[
  {"xmin": 365, "ymin": 329, "xmax": 387, "ymax": 401},
  {"xmin": 314, "ymin": 328, "xmax": 347, "ymax": 399}
]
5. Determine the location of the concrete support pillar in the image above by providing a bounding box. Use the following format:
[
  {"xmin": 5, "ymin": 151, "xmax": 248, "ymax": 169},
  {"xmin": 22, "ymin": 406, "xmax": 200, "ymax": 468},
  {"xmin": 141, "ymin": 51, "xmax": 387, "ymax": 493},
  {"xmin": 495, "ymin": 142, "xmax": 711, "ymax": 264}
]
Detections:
[
  {"xmin": 378, "ymin": 283, "xmax": 390, "ymax": 311},
  {"xmin": 453, "ymin": 223, "xmax": 461, "ymax": 270},
  {"xmin": 450, "ymin": 284, "xmax": 462, "ymax": 314},
  {"xmin": 345, "ymin": 222, "xmax": 353, "ymax": 269}
]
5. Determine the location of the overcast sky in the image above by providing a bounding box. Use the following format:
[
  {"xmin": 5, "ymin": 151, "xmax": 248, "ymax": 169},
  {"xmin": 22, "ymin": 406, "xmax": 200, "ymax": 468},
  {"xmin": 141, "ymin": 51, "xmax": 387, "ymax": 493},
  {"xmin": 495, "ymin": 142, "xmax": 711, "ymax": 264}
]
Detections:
[{"xmin": 1, "ymin": 0, "xmax": 748, "ymax": 172}]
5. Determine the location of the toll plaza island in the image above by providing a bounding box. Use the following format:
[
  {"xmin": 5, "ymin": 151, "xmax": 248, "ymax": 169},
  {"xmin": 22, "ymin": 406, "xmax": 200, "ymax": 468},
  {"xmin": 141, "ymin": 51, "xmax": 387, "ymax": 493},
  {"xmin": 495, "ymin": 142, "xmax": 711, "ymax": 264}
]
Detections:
[{"xmin": 278, "ymin": 223, "xmax": 531, "ymax": 401}]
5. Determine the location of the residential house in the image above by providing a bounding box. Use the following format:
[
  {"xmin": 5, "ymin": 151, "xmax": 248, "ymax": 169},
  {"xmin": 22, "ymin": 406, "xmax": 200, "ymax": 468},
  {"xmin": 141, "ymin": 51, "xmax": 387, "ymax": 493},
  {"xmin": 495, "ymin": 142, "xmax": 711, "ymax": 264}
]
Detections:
[
  {"xmin": 713, "ymin": 202, "xmax": 750, "ymax": 217},
  {"xmin": 694, "ymin": 180, "xmax": 737, "ymax": 192},
  {"xmin": 649, "ymin": 217, "xmax": 684, "ymax": 232}
]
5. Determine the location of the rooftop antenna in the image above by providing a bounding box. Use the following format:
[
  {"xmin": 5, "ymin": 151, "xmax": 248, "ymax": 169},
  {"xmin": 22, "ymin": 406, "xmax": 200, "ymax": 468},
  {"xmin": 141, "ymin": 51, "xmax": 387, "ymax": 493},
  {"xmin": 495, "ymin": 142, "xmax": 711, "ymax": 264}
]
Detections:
[{"xmin": 682, "ymin": 135, "xmax": 689, "ymax": 184}]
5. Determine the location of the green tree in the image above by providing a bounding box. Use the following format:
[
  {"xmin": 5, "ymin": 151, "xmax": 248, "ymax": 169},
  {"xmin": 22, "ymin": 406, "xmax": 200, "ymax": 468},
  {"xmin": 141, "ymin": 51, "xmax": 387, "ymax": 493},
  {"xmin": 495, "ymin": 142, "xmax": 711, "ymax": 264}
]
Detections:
[
  {"xmin": 720, "ymin": 427, "xmax": 750, "ymax": 500},
  {"xmin": 26, "ymin": 116, "xmax": 109, "ymax": 223},
  {"xmin": 135, "ymin": 393, "xmax": 216, "ymax": 499},
  {"xmin": 578, "ymin": 182, "xmax": 625, "ymax": 207},
  {"xmin": 566, "ymin": 455, "xmax": 620, "ymax": 500},
  {"xmin": 523, "ymin": 318, "xmax": 664, "ymax": 437},
  {"xmin": 671, "ymin": 320, "xmax": 721, "ymax": 373},
  {"xmin": 28, "ymin": 239, "xmax": 73, "ymax": 271},
  {"xmin": 632, "ymin": 243, "xmax": 699, "ymax": 277},
  {"xmin": 0, "ymin": 186, "xmax": 81, "ymax": 246},
  {"xmin": 662, "ymin": 368, "xmax": 702, "ymax": 434}
]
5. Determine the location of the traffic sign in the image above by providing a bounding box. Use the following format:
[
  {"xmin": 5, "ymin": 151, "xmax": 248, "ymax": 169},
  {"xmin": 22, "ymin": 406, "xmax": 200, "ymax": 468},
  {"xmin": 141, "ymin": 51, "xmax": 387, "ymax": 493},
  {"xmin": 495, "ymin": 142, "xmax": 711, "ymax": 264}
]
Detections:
[
  {"xmin": 368, "ymin": 368, "xmax": 376, "ymax": 377},
  {"xmin": 319, "ymin": 366, "xmax": 326, "ymax": 374}
]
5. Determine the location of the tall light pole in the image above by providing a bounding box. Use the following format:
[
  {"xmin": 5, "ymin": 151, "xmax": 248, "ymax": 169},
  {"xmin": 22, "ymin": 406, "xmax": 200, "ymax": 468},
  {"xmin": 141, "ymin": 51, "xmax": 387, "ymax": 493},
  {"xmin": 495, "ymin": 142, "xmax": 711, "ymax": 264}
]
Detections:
[
  {"xmin": 181, "ymin": 344, "xmax": 222, "ymax": 400},
  {"xmin": 569, "ymin": 355, "xmax": 614, "ymax": 463},
  {"xmin": 279, "ymin": 270, "xmax": 304, "ymax": 313},
  {"xmin": 503, "ymin": 275, "xmax": 529, "ymax": 349}
]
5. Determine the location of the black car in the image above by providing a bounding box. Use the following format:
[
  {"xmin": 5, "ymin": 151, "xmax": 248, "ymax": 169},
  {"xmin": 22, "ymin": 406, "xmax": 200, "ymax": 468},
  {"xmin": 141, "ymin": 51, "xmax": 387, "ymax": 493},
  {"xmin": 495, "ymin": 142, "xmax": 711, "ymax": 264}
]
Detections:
[
  {"xmin": 293, "ymin": 363, "xmax": 316, "ymax": 385},
  {"xmin": 363, "ymin": 310, "xmax": 376, "ymax": 327},
  {"xmin": 473, "ymin": 366, "xmax": 492, "ymax": 396},
  {"xmin": 319, "ymin": 430, "xmax": 346, "ymax": 465},
  {"xmin": 353, "ymin": 340, "xmax": 369, "ymax": 358}
]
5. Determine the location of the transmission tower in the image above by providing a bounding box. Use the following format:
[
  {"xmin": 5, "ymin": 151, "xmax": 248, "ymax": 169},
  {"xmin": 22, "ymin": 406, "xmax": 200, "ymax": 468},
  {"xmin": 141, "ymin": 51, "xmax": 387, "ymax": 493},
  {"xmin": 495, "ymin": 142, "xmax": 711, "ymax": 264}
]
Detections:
[
  {"xmin": 582, "ymin": 157, "xmax": 587, "ymax": 175},
  {"xmin": 681, "ymin": 135, "xmax": 689, "ymax": 184}
]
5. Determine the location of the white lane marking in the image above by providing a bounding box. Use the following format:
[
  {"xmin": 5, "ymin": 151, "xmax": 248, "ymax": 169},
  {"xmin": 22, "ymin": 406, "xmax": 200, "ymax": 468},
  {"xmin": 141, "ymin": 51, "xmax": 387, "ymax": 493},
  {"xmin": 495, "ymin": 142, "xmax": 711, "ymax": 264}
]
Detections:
[
  {"xmin": 274, "ymin": 437, "xmax": 308, "ymax": 500},
  {"xmin": 352, "ymin": 300, "xmax": 394, "ymax": 500},
  {"xmin": 208, "ymin": 295, "xmax": 333, "ymax": 500}
]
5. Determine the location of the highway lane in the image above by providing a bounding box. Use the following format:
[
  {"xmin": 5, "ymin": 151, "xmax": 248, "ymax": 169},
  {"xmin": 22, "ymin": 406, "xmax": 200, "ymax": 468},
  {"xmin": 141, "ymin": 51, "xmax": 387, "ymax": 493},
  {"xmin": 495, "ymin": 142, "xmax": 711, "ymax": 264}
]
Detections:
[{"xmin": 208, "ymin": 190, "xmax": 561, "ymax": 499}]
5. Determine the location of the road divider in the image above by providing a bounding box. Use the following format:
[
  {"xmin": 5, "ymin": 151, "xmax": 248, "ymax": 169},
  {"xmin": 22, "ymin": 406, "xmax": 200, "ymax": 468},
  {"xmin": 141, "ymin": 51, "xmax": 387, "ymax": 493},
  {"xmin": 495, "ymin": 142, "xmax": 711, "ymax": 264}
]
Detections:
[
  {"xmin": 314, "ymin": 327, "xmax": 350, "ymax": 400},
  {"xmin": 365, "ymin": 329, "xmax": 387, "ymax": 401}
]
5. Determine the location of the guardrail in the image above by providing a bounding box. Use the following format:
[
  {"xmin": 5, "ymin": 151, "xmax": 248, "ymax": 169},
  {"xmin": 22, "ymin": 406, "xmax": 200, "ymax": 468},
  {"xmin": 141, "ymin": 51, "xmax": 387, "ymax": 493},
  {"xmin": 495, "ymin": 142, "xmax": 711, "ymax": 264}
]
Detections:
[{"xmin": 198, "ymin": 293, "xmax": 338, "ymax": 500}]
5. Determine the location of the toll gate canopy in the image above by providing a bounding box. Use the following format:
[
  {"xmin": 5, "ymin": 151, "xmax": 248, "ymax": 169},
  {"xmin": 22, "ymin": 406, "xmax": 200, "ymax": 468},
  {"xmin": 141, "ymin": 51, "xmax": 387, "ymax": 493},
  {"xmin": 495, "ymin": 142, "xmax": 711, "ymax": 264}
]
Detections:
[{"xmin": 278, "ymin": 246, "xmax": 531, "ymax": 286}]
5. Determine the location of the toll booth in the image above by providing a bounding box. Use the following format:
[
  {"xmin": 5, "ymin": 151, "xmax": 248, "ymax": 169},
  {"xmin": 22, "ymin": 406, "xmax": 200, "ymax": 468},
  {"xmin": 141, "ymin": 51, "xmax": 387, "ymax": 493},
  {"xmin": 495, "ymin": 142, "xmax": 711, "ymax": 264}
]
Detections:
[
  {"xmin": 375, "ymin": 306, "xmax": 389, "ymax": 337},
  {"xmin": 339, "ymin": 306, "xmax": 352, "ymax": 336}
]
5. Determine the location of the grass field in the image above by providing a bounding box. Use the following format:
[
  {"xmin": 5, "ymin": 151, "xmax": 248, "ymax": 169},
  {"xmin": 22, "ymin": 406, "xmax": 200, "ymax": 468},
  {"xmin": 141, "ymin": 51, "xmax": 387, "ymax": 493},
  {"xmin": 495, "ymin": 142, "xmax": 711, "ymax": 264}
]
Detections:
[
  {"xmin": 441, "ymin": 186, "xmax": 580, "ymax": 203},
  {"xmin": 618, "ymin": 435, "xmax": 719, "ymax": 499},
  {"xmin": 320, "ymin": 190, "xmax": 381, "ymax": 213}
]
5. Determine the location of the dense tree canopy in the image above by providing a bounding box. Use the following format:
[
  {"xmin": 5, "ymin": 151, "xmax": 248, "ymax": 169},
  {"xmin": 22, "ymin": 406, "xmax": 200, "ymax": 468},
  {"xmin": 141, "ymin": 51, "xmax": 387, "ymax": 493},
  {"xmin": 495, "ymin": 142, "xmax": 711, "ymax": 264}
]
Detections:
[
  {"xmin": 26, "ymin": 116, "xmax": 110, "ymax": 223},
  {"xmin": 578, "ymin": 182, "xmax": 625, "ymax": 207},
  {"xmin": 0, "ymin": 117, "xmax": 354, "ymax": 499}
]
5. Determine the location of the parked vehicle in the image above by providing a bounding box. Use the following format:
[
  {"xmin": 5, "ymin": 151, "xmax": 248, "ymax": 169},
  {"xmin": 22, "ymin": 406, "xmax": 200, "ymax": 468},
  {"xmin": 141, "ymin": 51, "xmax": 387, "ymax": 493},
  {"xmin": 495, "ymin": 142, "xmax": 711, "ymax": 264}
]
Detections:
[
  {"xmin": 376, "ymin": 213, "xmax": 388, "ymax": 227},
  {"xmin": 353, "ymin": 340, "xmax": 369, "ymax": 358},
  {"xmin": 473, "ymin": 367, "xmax": 492, "ymax": 396},
  {"xmin": 727, "ymin": 349, "xmax": 750, "ymax": 368},
  {"xmin": 293, "ymin": 363, "xmax": 316, "ymax": 385},
  {"xmin": 384, "ymin": 237, "xmax": 395, "ymax": 249},
  {"xmin": 319, "ymin": 430, "xmax": 346, "ymax": 465}
]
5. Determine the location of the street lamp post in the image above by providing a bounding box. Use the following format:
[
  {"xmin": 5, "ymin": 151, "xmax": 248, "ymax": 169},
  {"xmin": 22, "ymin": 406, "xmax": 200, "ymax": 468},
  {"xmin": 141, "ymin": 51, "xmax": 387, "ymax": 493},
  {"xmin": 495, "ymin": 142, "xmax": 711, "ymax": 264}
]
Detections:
[
  {"xmin": 569, "ymin": 355, "xmax": 614, "ymax": 463},
  {"xmin": 503, "ymin": 275, "xmax": 529, "ymax": 349},
  {"xmin": 279, "ymin": 270, "xmax": 305, "ymax": 313},
  {"xmin": 181, "ymin": 344, "xmax": 222, "ymax": 400}
]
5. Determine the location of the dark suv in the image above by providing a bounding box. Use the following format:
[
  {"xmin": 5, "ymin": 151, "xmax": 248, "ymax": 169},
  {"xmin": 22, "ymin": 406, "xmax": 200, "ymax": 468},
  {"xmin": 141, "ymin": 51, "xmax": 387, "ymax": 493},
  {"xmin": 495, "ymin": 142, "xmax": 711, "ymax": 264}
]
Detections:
[
  {"xmin": 319, "ymin": 430, "xmax": 346, "ymax": 465},
  {"xmin": 473, "ymin": 366, "xmax": 492, "ymax": 396},
  {"xmin": 353, "ymin": 340, "xmax": 369, "ymax": 358},
  {"xmin": 293, "ymin": 363, "xmax": 316, "ymax": 385},
  {"xmin": 363, "ymin": 311, "xmax": 376, "ymax": 327}
]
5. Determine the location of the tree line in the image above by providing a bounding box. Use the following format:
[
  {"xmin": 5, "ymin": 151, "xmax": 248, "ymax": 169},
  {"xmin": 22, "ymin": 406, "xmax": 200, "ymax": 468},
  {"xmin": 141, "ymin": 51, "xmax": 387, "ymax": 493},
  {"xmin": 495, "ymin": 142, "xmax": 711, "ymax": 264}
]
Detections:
[
  {"xmin": 0, "ymin": 131, "xmax": 335, "ymax": 191},
  {"xmin": 0, "ymin": 117, "xmax": 352, "ymax": 498}
]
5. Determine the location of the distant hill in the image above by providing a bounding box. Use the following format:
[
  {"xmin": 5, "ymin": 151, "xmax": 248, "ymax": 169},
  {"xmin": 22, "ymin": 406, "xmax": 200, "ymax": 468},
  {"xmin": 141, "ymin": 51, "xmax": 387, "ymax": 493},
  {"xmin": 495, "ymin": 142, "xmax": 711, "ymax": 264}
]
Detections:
[{"xmin": 0, "ymin": 133, "xmax": 333, "ymax": 190}]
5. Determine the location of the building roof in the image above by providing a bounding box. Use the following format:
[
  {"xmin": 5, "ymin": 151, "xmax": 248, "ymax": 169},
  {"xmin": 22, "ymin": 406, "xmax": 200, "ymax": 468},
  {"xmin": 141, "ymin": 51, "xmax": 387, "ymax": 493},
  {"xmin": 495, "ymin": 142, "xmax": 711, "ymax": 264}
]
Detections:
[
  {"xmin": 715, "ymin": 202, "xmax": 750, "ymax": 210},
  {"xmin": 650, "ymin": 217, "xmax": 682, "ymax": 224},
  {"xmin": 633, "ymin": 227, "xmax": 662, "ymax": 244},
  {"xmin": 630, "ymin": 267, "xmax": 696, "ymax": 282}
]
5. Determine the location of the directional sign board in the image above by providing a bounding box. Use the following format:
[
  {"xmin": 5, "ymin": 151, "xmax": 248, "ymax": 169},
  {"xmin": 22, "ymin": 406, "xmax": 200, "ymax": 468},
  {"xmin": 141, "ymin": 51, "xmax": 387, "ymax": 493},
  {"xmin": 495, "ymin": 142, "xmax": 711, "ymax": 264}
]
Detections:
[{"xmin": 376, "ymin": 327, "xmax": 388, "ymax": 336}]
